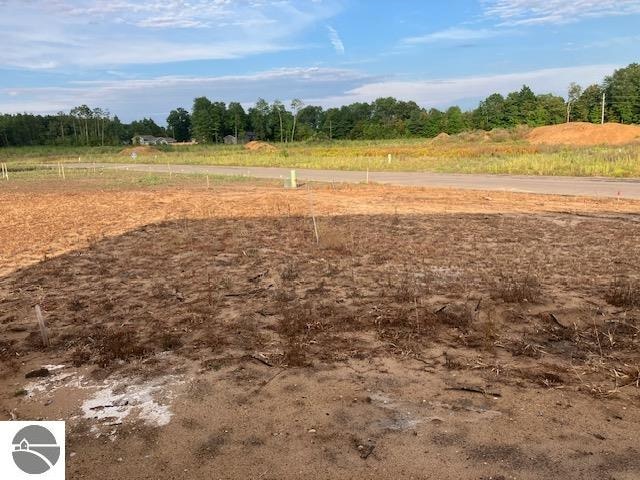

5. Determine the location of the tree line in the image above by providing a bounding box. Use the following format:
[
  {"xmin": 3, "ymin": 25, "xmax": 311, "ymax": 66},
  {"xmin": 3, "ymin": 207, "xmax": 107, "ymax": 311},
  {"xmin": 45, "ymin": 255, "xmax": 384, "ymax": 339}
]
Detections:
[{"xmin": 1, "ymin": 63, "xmax": 639, "ymax": 147}]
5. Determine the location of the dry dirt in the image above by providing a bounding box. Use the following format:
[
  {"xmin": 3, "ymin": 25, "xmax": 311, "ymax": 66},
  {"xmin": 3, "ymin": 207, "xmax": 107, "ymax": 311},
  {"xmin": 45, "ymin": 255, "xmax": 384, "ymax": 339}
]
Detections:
[
  {"xmin": 528, "ymin": 122, "xmax": 640, "ymax": 146},
  {"xmin": 1, "ymin": 179, "xmax": 640, "ymax": 479},
  {"xmin": 245, "ymin": 141, "xmax": 278, "ymax": 152}
]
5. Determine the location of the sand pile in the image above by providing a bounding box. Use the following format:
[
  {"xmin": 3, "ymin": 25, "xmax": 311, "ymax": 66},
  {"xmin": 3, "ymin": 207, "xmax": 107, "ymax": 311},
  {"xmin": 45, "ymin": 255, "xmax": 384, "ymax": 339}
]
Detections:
[
  {"xmin": 432, "ymin": 132, "xmax": 450, "ymax": 142},
  {"xmin": 528, "ymin": 122, "xmax": 640, "ymax": 146},
  {"xmin": 121, "ymin": 146, "xmax": 159, "ymax": 157},
  {"xmin": 244, "ymin": 141, "xmax": 278, "ymax": 152}
]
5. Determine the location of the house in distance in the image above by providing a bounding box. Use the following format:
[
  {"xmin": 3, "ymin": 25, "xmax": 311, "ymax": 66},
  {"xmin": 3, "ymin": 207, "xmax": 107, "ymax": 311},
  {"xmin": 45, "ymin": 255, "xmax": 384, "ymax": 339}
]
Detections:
[{"xmin": 132, "ymin": 135, "xmax": 176, "ymax": 146}]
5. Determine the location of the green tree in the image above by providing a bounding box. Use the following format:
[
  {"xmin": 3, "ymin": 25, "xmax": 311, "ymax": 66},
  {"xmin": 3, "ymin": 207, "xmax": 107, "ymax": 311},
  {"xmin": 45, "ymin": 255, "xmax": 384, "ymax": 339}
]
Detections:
[
  {"xmin": 444, "ymin": 106, "xmax": 466, "ymax": 134},
  {"xmin": 248, "ymin": 98, "xmax": 270, "ymax": 140},
  {"xmin": 566, "ymin": 82, "xmax": 582, "ymax": 123},
  {"xmin": 226, "ymin": 102, "xmax": 247, "ymax": 140},
  {"xmin": 574, "ymin": 85, "xmax": 605, "ymax": 123},
  {"xmin": 605, "ymin": 63, "xmax": 640, "ymax": 124},
  {"xmin": 191, "ymin": 97, "xmax": 214, "ymax": 143},
  {"xmin": 166, "ymin": 108, "xmax": 191, "ymax": 142}
]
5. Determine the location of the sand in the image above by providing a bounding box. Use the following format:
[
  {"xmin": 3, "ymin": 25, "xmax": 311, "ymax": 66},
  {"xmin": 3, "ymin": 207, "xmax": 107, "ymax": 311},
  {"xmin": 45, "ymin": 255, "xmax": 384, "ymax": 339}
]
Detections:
[
  {"xmin": 245, "ymin": 141, "xmax": 278, "ymax": 152},
  {"xmin": 528, "ymin": 122, "xmax": 640, "ymax": 146},
  {"xmin": 1, "ymin": 180, "xmax": 639, "ymax": 479}
]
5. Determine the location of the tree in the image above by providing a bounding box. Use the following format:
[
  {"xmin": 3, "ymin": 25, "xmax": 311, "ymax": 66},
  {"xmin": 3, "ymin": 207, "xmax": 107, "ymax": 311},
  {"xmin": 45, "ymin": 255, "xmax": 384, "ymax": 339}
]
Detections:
[
  {"xmin": 166, "ymin": 108, "xmax": 191, "ymax": 142},
  {"xmin": 444, "ymin": 106, "xmax": 466, "ymax": 134},
  {"xmin": 226, "ymin": 102, "xmax": 247, "ymax": 140},
  {"xmin": 248, "ymin": 98, "xmax": 270, "ymax": 140},
  {"xmin": 605, "ymin": 63, "xmax": 640, "ymax": 124},
  {"xmin": 191, "ymin": 97, "xmax": 214, "ymax": 143},
  {"xmin": 567, "ymin": 82, "xmax": 582, "ymax": 123},
  {"xmin": 290, "ymin": 99, "xmax": 304, "ymax": 142},
  {"xmin": 574, "ymin": 85, "xmax": 605, "ymax": 123},
  {"xmin": 271, "ymin": 100, "xmax": 286, "ymax": 143}
]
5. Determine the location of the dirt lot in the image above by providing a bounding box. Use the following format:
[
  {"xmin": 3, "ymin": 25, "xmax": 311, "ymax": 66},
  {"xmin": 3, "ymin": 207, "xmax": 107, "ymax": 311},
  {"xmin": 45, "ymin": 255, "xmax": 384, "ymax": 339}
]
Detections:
[{"xmin": 1, "ymin": 178, "xmax": 640, "ymax": 479}]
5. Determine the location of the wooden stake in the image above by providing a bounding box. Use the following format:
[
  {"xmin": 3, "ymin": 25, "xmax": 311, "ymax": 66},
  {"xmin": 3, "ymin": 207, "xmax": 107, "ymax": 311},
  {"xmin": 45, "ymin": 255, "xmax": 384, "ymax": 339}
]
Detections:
[
  {"xmin": 206, "ymin": 175, "xmax": 210, "ymax": 189},
  {"xmin": 307, "ymin": 184, "xmax": 319, "ymax": 244},
  {"xmin": 35, "ymin": 305, "xmax": 49, "ymax": 348},
  {"xmin": 61, "ymin": 163, "xmax": 66, "ymax": 180}
]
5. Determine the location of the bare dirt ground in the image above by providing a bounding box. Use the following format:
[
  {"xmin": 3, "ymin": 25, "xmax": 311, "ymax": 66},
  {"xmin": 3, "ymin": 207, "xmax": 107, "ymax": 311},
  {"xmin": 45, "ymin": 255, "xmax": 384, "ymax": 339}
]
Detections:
[
  {"xmin": 528, "ymin": 122, "xmax": 640, "ymax": 146},
  {"xmin": 2, "ymin": 179, "xmax": 640, "ymax": 479}
]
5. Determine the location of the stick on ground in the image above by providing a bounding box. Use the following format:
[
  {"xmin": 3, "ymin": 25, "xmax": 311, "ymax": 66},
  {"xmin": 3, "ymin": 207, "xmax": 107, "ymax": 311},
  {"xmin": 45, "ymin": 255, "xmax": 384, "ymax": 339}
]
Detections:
[{"xmin": 35, "ymin": 305, "xmax": 49, "ymax": 348}]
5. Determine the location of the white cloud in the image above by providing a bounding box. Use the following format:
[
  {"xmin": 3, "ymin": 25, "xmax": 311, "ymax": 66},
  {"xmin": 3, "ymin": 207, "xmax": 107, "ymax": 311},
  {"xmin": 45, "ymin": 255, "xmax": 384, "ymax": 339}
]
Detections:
[
  {"xmin": 402, "ymin": 27, "xmax": 501, "ymax": 45},
  {"xmin": 483, "ymin": 0, "xmax": 640, "ymax": 25},
  {"xmin": 0, "ymin": 64, "xmax": 619, "ymax": 121},
  {"xmin": 0, "ymin": 0, "xmax": 341, "ymax": 69},
  {"xmin": 310, "ymin": 64, "xmax": 617, "ymax": 107},
  {"xmin": 327, "ymin": 26, "xmax": 345, "ymax": 54},
  {"xmin": 0, "ymin": 67, "xmax": 373, "ymax": 121}
]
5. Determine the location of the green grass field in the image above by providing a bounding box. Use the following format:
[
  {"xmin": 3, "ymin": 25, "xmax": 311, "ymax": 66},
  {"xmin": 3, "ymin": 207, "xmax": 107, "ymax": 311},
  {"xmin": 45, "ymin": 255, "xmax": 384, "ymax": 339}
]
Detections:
[{"xmin": 2, "ymin": 136, "xmax": 640, "ymax": 178}]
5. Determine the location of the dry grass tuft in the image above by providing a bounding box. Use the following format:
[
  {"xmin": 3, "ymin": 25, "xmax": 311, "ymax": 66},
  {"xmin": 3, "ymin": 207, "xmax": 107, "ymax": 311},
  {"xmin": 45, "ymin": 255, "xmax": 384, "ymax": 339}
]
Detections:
[
  {"xmin": 280, "ymin": 262, "xmax": 299, "ymax": 281},
  {"xmin": 436, "ymin": 303, "xmax": 474, "ymax": 330},
  {"xmin": 606, "ymin": 277, "xmax": 640, "ymax": 308},
  {"xmin": 318, "ymin": 227, "xmax": 350, "ymax": 253},
  {"xmin": 492, "ymin": 272, "xmax": 542, "ymax": 303},
  {"xmin": 95, "ymin": 328, "xmax": 149, "ymax": 367}
]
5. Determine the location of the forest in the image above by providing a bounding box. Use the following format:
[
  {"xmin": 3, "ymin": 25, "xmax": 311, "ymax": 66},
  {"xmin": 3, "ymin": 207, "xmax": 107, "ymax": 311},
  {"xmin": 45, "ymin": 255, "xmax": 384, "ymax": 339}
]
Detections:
[{"xmin": 1, "ymin": 63, "xmax": 638, "ymax": 147}]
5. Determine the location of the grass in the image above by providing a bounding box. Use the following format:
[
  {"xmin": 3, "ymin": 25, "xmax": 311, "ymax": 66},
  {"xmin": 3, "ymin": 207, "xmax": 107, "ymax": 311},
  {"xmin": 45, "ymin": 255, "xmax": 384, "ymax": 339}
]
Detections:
[
  {"xmin": 2, "ymin": 135, "xmax": 640, "ymax": 177},
  {"xmin": 0, "ymin": 163, "xmax": 272, "ymax": 189}
]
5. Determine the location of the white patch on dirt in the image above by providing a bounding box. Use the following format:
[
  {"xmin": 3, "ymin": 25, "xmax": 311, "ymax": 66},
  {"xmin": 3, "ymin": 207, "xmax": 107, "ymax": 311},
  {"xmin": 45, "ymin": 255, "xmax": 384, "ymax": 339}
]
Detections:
[
  {"xmin": 25, "ymin": 365, "xmax": 79, "ymax": 398},
  {"xmin": 81, "ymin": 376, "xmax": 182, "ymax": 431},
  {"xmin": 42, "ymin": 364, "xmax": 66, "ymax": 371}
]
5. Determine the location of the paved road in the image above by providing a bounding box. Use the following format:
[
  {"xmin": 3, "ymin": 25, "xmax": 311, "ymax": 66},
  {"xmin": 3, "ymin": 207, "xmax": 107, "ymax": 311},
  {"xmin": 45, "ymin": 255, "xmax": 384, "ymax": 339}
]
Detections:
[{"xmin": 66, "ymin": 162, "xmax": 640, "ymax": 199}]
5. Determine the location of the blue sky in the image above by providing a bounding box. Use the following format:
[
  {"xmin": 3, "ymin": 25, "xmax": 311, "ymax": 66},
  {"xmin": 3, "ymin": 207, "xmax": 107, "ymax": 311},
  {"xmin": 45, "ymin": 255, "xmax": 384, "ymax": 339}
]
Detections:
[{"xmin": 1, "ymin": 0, "xmax": 639, "ymax": 123}]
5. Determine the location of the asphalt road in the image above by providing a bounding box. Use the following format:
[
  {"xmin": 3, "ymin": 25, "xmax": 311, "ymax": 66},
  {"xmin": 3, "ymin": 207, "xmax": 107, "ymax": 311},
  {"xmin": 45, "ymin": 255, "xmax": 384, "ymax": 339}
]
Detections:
[{"xmin": 67, "ymin": 163, "xmax": 640, "ymax": 200}]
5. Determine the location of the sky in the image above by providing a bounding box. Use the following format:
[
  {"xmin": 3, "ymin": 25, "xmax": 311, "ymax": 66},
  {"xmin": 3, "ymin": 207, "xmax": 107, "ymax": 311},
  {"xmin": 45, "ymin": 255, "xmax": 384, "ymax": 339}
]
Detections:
[{"xmin": 1, "ymin": 0, "xmax": 639, "ymax": 123}]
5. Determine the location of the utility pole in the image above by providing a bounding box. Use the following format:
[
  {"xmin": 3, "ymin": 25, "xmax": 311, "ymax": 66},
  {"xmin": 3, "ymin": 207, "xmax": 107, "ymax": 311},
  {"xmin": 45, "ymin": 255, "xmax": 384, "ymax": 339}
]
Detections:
[{"xmin": 601, "ymin": 92, "xmax": 606, "ymax": 125}]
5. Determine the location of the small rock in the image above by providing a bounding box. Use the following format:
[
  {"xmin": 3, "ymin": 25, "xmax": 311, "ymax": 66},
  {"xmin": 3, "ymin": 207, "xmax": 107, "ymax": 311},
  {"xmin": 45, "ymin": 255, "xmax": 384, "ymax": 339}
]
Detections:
[
  {"xmin": 117, "ymin": 457, "xmax": 123, "ymax": 462},
  {"xmin": 25, "ymin": 368, "xmax": 50, "ymax": 379},
  {"xmin": 44, "ymin": 399, "xmax": 53, "ymax": 406},
  {"xmin": 308, "ymin": 429, "xmax": 317, "ymax": 434}
]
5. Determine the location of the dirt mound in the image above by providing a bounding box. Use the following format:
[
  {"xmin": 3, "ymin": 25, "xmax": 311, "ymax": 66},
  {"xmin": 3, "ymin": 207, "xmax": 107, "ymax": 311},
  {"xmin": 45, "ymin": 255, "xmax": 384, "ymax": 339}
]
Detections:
[
  {"xmin": 528, "ymin": 122, "xmax": 640, "ymax": 146},
  {"xmin": 432, "ymin": 132, "xmax": 450, "ymax": 141},
  {"xmin": 244, "ymin": 141, "xmax": 278, "ymax": 152},
  {"xmin": 120, "ymin": 146, "xmax": 159, "ymax": 157}
]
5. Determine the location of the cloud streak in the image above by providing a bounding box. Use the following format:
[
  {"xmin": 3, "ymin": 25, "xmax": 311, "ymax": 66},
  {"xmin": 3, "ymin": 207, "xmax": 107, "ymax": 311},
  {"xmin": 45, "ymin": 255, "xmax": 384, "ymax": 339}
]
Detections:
[
  {"xmin": 0, "ymin": 67, "xmax": 374, "ymax": 121},
  {"xmin": 311, "ymin": 64, "xmax": 618, "ymax": 107},
  {"xmin": 402, "ymin": 27, "xmax": 502, "ymax": 45},
  {"xmin": 327, "ymin": 26, "xmax": 345, "ymax": 54},
  {"xmin": 0, "ymin": 0, "xmax": 341, "ymax": 69},
  {"xmin": 483, "ymin": 0, "xmax": 640, "ymax": 25},
  {"xmin": 1, "ymin": 64, "xmax": 618, "ymax": 122}
]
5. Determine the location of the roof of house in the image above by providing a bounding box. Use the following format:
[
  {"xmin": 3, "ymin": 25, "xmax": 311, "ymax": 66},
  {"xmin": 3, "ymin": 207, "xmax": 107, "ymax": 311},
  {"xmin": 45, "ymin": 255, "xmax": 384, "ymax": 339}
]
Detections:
[{"xmin": 133, "ymin": 135, "xmax": 176, "ymax": 142}]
